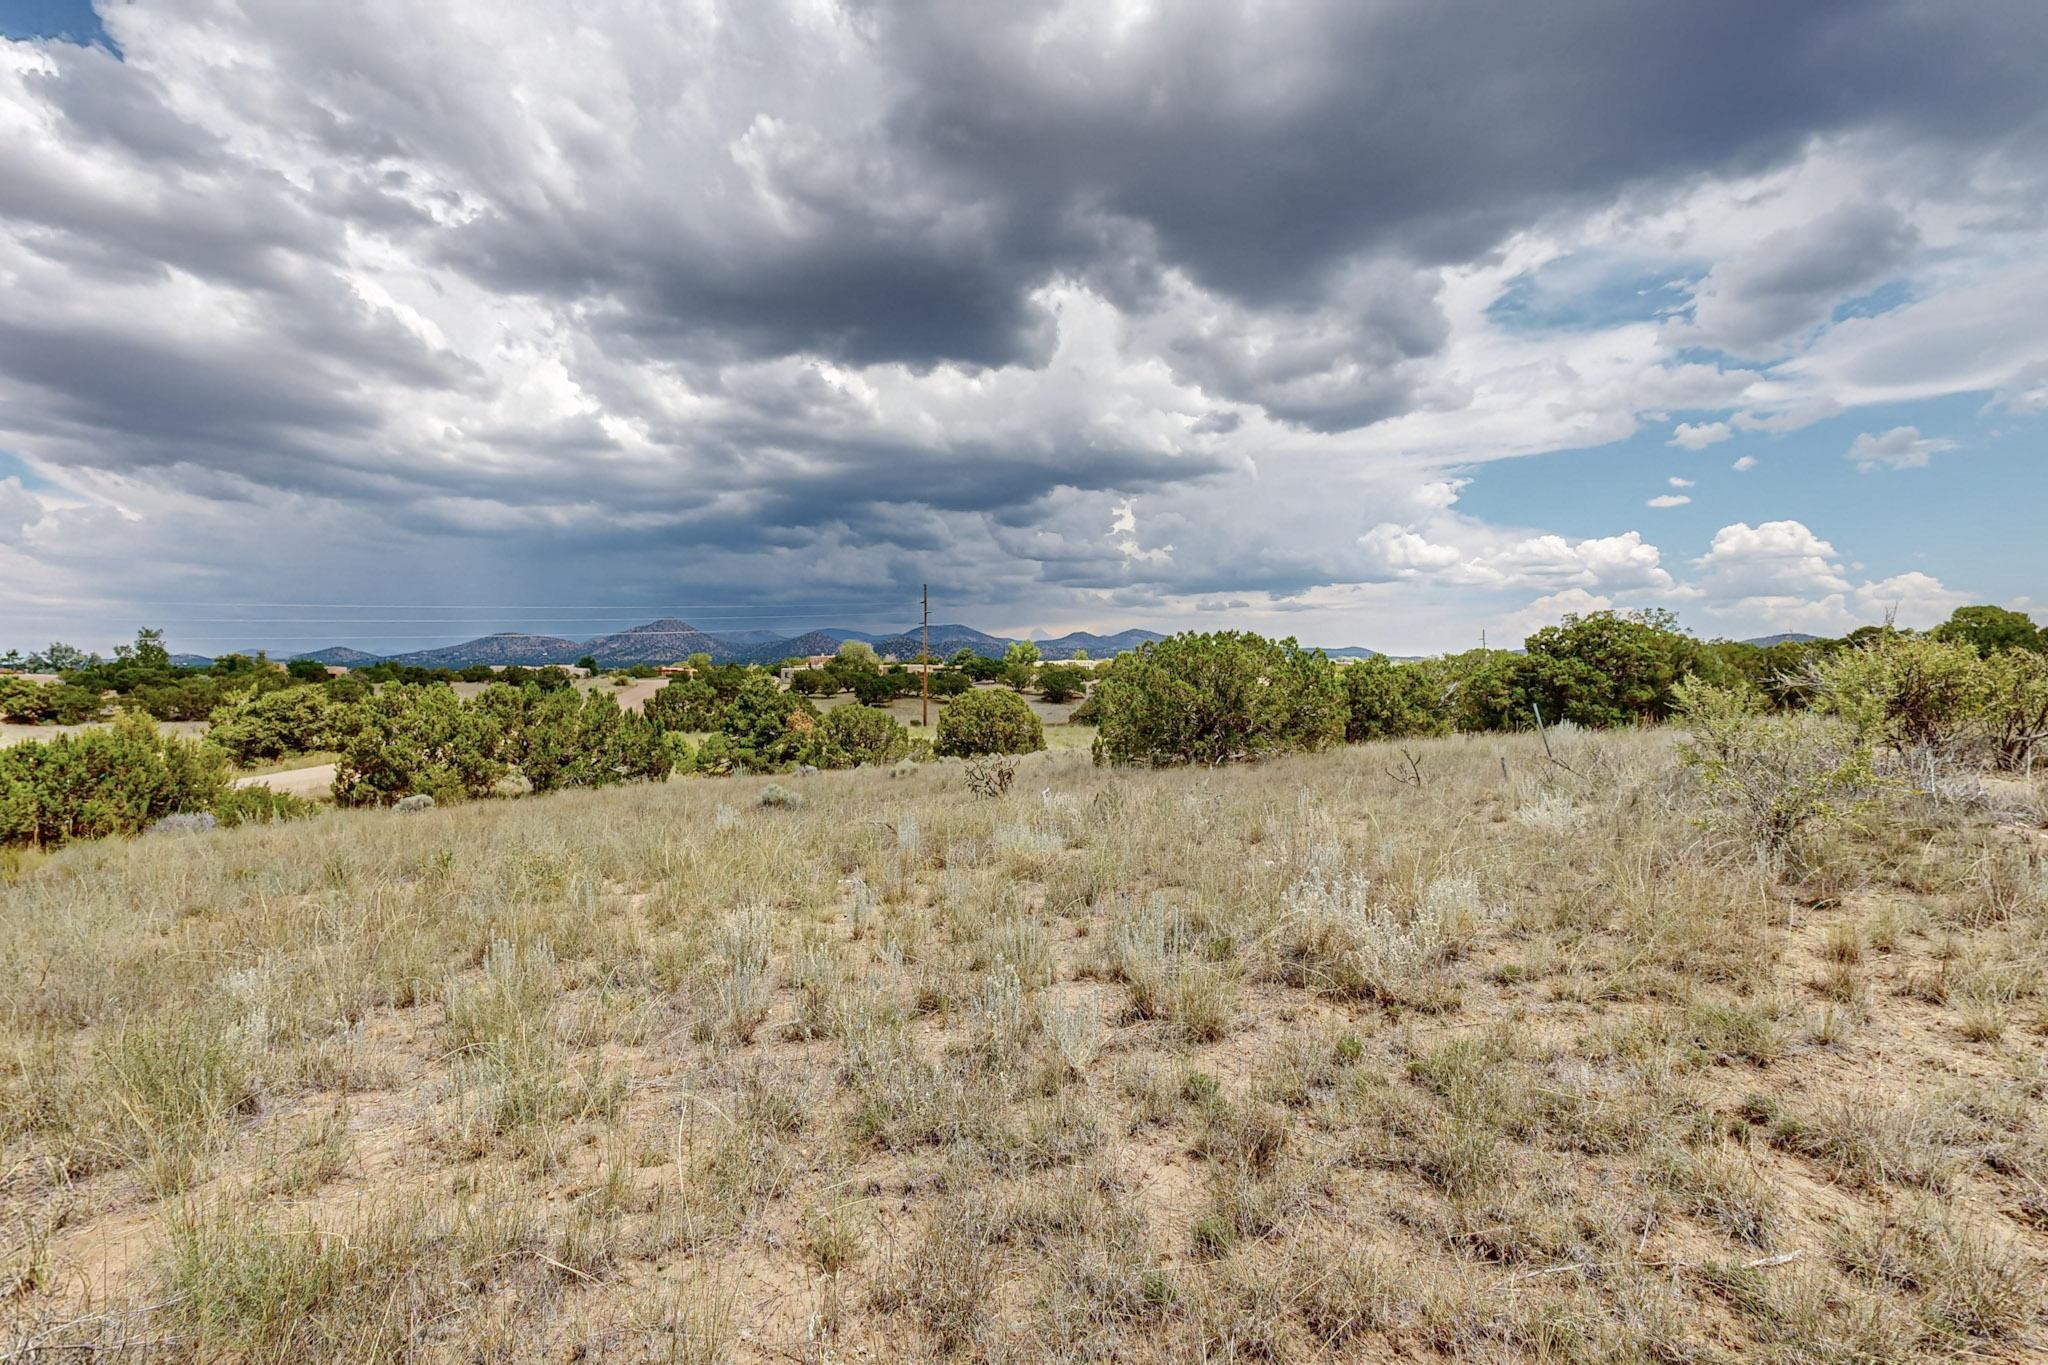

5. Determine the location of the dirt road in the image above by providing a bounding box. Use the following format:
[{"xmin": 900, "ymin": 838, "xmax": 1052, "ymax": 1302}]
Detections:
[{"xmin": 232, "ymin": 762, "xmax": 337, "ymax": 799}]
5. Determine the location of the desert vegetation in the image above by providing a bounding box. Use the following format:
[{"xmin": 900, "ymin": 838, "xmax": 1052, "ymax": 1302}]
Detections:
[{"xmin": 2, "ymin": 690, "xmax": 2044, "ymax": 1359}]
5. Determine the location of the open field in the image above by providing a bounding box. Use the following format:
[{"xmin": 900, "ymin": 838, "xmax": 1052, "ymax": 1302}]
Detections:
[{"xmin": 3, "ymin": 731, "xmax": 2045, "ymax": 1361}]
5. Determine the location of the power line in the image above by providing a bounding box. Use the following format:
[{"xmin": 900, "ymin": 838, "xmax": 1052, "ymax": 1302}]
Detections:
[
  {"xmin": 55, "ymin": 599, "xmax": 918, "ymax": 612},
  {"xmin": 124, "ymin": 629, "xmax": 929, "ymax": 643},
  {"xmin": 40, "ymin": 612, "xmax": 920, "ymax": 625}
]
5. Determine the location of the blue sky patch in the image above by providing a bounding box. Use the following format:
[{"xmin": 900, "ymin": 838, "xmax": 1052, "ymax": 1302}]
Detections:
[
  {"xmin": 1451, "ymin": 391, "xmax": 2044, "ymax": 620},
  {"xmin": 1487, "ymin": 254, "xmax": 1698, "ymax": 333},
  {"xmin": 0, "ymin": 0, "xmax": 116, "ymax": 52},
  {"xmin": 0, "ymin": 451, "xmax": 57, "ymax": 491},
  {"xmin": 1832, "ymin": 280, "xmax": 1914, "ymax": 323}
]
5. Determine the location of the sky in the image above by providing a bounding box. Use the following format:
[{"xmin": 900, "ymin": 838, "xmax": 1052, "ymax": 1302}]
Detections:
[{"xmin": 0, "ymin": 0, "xmax": 2043, "ymax": 658}]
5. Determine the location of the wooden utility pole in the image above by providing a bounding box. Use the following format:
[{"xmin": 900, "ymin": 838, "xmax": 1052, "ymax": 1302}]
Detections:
[{"xmin": 921, "ymin": 583, "xmax": 930, "ymax": 728}]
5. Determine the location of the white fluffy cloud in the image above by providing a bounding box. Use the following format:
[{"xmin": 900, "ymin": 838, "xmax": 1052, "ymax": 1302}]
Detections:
[
  {"xmin": 1357, "ymin": 522, "xmax": 1462, "ymax": 575},
  {"xmin": 1846, "ymin": 425, "xmax": 1957, "ymax": 472},
  {"xmin": 1669, "ymin": 422, "xmax": 1732, "ymax": 450},
  {"xmin": 1647, "ymin": 494, "xmax": 1689, "ymax": 507},
  {"xmin": 1694, "ymin": 520, "xmax": 1851, "ymax": 598},
  {"xmin": 1687, "ymin": 519, "xmax": 1967, "ymax": 633}
]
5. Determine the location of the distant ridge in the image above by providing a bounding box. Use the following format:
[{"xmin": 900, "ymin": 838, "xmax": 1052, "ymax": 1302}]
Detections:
[
  {"xmin": 390, "ymin": 632, "xmax": 581, "ymax": 668},
  {"xmin": 1741, "ymin": 633, "xmax": 1823, "ymax": 647},
  {"xmin": 868, "ymin": 623, "xmax": 1013, "ymax": 659},
  {"xmin": 582, "ymin": 618, "xmax": 729, "ymax": 665},
  {"xmin": 704, "ymin": 628, "xmax": 793, "ymax": 648},
  {"xmin": 1033, "ymin": 628, "xmax": 1165, "ymax": 659},
  {"xmin": 290, "ymin": 646, "xmax": 384, "ymax": 667},
  {"xmin": 739, "ymin": 630, "xmax": 850, "ymax": 664},
  {"xmin": 211, "ymin": 619, "xmax": 1385, "ymax": 669}
]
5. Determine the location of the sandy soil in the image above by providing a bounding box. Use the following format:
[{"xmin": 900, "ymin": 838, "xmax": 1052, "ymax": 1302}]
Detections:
[{"xmin": 230, "ymin": 762, "xmax": 338, "ymax": 798}]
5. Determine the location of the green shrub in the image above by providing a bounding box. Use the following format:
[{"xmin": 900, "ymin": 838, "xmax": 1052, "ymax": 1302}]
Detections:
[
  {"xmin": 0, "ymin": 712, "xmax": 230, "ymax": 848},
  {"xmin": 322, "ymin": 674, "xmax": 371, "ymax": 704},
  {"xmin": 1003, "ymin": 640, "xmax": 1042, "ymax": 692},
  {"xmin": 1981, "ymin": 648, "xmax": 2048, "ymax": 772},
  {"xmin": 1520, "ymin": 609, "xmax": 1705, "ymax": 727},
  {"xmin": 935, "ymin": 688, "xmax": 1045, "ymax": 758},
  {"xmin": 1812, "ymin": 634, "xmax": 1993, "ymax": 755},
  {"xmin": 848, "ymin": 670, "xmax": 906, "ymax": 707},
  {"xmin": 1340, "ymin": 656, "xmax": 1447, "ymax": 742},
  {"xmin": 211, "ymin": 785, "xmax": 319, "ymax": 828},
  {"xmin": 208, "ymin": 688, "xmax": 333, "ymax": 765},
  {"xmin": 1034, "ymin": 663, "xmax": 1088, "ymax": 704},
  {"xmin": 693, "ymin": 732, "xmax": 737, "ymax": 776},
  {"xmin": 1089, "ymin": 631, "xmax": 1342, "ymax": 767},
  {"xmin": 482, "ymin": 686, "xmax": 670, "ymax": 793},
  {"xmin": 714, "ymin": 674, "xmax": 821, "ymax": 770},
  {"xmin": 123, "ymin": 674, "xmax": 236, "ymax": 722},
  {"xmin": 1931, "ymin": 604, "xmax": 2042, "ymax": 657},
  {"xmin": 329, "ymin": 685, "xmax": 506, "ymax": 807},
  {"xmin": 788, "ymin": 668, "xmax": 835, "ymax": 696},
  {"xmin": 643, "ymin": 675, "xmax": 721, "ymax": 732},
  {"xmin": 0, "ymin": 676, "xmax": 106, "ymax": 725},
  {"xmin": 1675, "ymin": 678, "xmax": 1877, "ymax": 862},
  {"xmin": 803, "ymin": 705, "xmax": 911, "ymax": 769}
]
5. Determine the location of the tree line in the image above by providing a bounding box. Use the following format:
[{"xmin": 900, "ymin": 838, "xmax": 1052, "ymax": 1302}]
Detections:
[{"xmin": 5, "ymin": 603, "xmax": 2042, "ymax": 851}]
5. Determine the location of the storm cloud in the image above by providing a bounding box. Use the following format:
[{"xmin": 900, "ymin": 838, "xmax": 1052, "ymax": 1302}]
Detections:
[{"xmin": 1, "ymin": 0, "xmax": 2044, "ymax": 652}]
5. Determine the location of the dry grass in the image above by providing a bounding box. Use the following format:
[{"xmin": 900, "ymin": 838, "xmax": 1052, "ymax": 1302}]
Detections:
[{"xmin": 2, "ymin": 733, "xmax": 2044, "ymax": 1361}]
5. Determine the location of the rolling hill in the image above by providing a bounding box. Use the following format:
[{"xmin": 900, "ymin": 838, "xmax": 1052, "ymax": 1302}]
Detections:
[
  {"xmin": 701, "ymin": 628, "xmax": 793, "ymax": 649},
  {"xmin": 867, "ymin": 623, "xmax": 1015, "ymax": 659},
  {"xmin": 581, "ymin": 618, "xmax": 730, "ymax": 665},
  {"xmin": 389, "ymin": 633, "xmax": 582, "ymax": 668},
  {"xmin": 230, "ymin": 619, "xmax": 1383, "ymax": 669},
  {"xmin": 289, "ymin": 646, "xmax": 386, "ymax": 667},
  {"xmin": 1033, "ymin": 628, "xmax": 1165, "ymax": 658},
  {"xmin": 738, "ymin": 630, "xmax": 849, "ymax": 664}
]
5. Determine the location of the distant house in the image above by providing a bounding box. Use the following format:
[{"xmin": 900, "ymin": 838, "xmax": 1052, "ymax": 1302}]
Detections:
[
  {"xmin": 775, "ymin": 655, "xmax": 836, "ymax": 682},
  {"xmin": 657, "ymin": 664, "xmax": 695, "ymax": 677}
]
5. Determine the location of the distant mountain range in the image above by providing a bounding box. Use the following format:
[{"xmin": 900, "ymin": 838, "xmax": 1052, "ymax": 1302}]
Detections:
[
  {"xmin": 182, "ymin": 626, "xmax": 1821, "ymax": 672},
  {"xmin": 253, "ymin": 619, "xmax": 1195, "ymax": 668},
  {"xmin": 575, "ymin": 618, "xmax": 729, "ymax": 664},
  {"xmin": 292, "ymin": 646, "xmax": 386, "ymax": 667}
]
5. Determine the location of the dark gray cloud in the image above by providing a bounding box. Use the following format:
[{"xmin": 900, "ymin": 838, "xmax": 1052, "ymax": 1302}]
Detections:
[
  {"xmin": 880, "ymin": 0, "xmax": 2047, "ymax": 300},
  {"xmin": 1675, "ymin": 200, "xmax": 1920, "ymax": 357},
  {"xmin": 0, "ymin": 0, "xmax": 2043, "ymax": 652}
]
